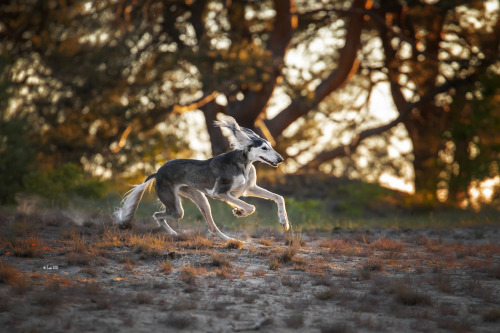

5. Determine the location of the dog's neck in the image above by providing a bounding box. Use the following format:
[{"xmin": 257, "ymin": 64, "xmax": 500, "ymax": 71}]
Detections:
[{"xmin": 232, "ymin": 148, "xmax": 258, "ymax": 174}]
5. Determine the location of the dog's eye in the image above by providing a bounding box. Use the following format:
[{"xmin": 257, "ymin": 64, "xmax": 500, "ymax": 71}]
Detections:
[{"xmin": 262, "ymin": 146, "xmax": 268, "ymax": 151}]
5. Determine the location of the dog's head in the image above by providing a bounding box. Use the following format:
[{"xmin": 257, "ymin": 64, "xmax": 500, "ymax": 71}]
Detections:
[{"xmin": 214, "ymin": 116, "xmax": 284, "ymax": 167}]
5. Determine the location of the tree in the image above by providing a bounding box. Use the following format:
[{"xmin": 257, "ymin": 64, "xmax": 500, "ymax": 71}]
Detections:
[
  {"xmin": 294, "ymin": 0, "xmax": 500, "ymax": 204},
  {"xmin": 1, "ymin": 0, "xmax": 499, "ymax": 205}
]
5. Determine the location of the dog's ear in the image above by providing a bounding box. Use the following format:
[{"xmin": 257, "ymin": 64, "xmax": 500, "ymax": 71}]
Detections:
[{"xmin": 214, "ymin": 116, "xmax": 253, "ymax": 149}]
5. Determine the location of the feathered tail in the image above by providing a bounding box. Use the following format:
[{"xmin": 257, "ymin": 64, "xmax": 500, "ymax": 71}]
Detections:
[{"xmin": 113, "ymin": 174, "xmax": 156, "ymax": 226}]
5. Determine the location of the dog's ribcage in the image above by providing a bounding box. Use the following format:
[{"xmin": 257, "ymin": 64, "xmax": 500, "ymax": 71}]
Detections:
[{"xmin": 157, "ymin": 150, "xmax": 254, "ymax": 199}]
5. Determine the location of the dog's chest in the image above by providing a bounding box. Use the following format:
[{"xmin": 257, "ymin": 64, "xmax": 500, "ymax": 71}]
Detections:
[{"xmin": 230, "ymin": 174, "xmax": 249, "ymax": 196}]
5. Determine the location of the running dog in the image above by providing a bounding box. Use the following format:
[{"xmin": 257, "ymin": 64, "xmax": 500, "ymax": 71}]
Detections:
[{"xmin": 114, "ymin": 116, "xmax": 290, "ymax": 240}]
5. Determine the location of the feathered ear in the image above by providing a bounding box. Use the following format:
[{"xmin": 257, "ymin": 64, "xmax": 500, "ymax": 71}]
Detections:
[{"xmin": 213, "ymin": 116, "xmax": 252, "ymax": 149}]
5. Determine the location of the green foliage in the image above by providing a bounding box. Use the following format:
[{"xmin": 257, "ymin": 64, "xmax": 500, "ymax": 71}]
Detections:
[
  {"xmin": 285, "ymin": 198, "xmax": 324, "ymax": 223},
  {"xmin": 0, "ymin": 116, "xmax": 36, "ymax": 204},
  {"xmin": 443, "ymin": 71, "xmax": 500, "ymax": 203},
  {"xmin": 335, "ymin": 182, "xmax": 396, "ymax": 217},
  {"xmin": 22, "ymin": 163, "xmax": 106, "ymax": 205}
]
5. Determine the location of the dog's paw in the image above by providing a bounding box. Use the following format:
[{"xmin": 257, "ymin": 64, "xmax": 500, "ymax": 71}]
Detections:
[
  {"xmin": 279, "ymin": 218, "xmax": 290, "ymax": 231},
  {"xmin": 233, "ymin": 208, "xmax": 245, "ymax": 217}
]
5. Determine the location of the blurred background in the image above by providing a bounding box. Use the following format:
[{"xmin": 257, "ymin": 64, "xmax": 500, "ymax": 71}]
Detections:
[{"xmin": 1, "ymin": 0, "xmax": 499, "ymax": 227}]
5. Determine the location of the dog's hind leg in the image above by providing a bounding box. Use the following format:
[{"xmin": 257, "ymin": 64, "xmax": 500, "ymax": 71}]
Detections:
[
  {"xmin": 179, "ymin": 187, "xmax": 237, "ymax": 241},
  {"xmin": 153, "ymin": 185, "xmax": 184, "ymax": 237}
]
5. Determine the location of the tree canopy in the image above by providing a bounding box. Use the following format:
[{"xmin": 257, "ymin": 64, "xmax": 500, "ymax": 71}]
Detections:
[{"xmin": 1, "ymin": 0, "xmax": 499, "ymax": 206}]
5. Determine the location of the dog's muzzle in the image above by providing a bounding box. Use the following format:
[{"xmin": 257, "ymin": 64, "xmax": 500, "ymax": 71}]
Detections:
[{"xmin": 259, "ymin": 156, "xmax": 283, "ymax": 167}]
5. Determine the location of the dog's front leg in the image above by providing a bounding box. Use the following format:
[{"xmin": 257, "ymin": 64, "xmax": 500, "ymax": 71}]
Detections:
[
  {"xmin": 213, "ymin": 193, "xmax": 255, "ymax": 217},
  {"xmin": 244, "ymin": 186, "xmax": 290, "ymax": 230}
]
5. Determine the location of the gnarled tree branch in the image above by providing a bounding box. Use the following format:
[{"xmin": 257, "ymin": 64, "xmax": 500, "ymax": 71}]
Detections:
[
  {"xmin": 264, "ymin": 0, "xmax": 370, "ymax": 138},
  {"xmin": 301, "ymin": 74, "xmax": 480, "ymax": 171}
]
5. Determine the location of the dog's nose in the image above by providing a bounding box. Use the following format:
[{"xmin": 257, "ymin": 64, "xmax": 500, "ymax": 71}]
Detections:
[{"xmin": 277, "ymin": 155, "xmax": 284, "ymax": 163}]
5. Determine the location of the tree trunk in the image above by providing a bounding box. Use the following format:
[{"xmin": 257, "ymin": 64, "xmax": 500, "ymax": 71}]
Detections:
[
  {"xmin": 202, "ymin": 100, "xmax": 228, "ymax": 156},
  {"xmin": 402, "ymin": 104, "xmax": 446, "ymax": 202}
]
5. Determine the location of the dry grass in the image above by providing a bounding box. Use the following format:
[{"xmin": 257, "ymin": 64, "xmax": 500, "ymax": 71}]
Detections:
[
  {"xmin": 0, "ymin": 260, "xmax": 20, "ymax": 284},
  {"xmin": 1, "ymin": 209, "xmax": 499, "ymax": 333},
  {"xmin": 285, "ymin": 232, "xmax": 306, "ymax": 247},
  {"xmin": 259, "ymin": 238, "xmax": 273, "ymax": 246},
  {"xmin": 281, "ymin": 275, "xmax": 302, "ymax": 291},
  {"xmin": 482, "ymin": 307, "xmax": 500, "ymax": 322},
  {"xmin": 34, "ymin": 287, "xmax": 63, "ymax": 314},
  {"xmin": 434, "ymin": 271, "xmax": 453, "ymax": 293},
  {"xmin": 358, "ymin": 258, "xmax": 384, "ymax": 280},
  {"xmin": 362, "ymin": 258, "xmax": 384, "ymax": 271},
  {"xmin": 9, "ymin": 237, "xmax": 43, "ymax": 258},
  {"xmin": 393, "ymin": 284, "xmax": 432, "ymax": 306},
  {"xmin": 211, "ymin": 252, "xmax": 232, "ymax": 268},
  {"xmin": 370, "ymin": 238, "xmax": 405, "ymax": 252},
  {"xmin": 133, "ymin": 292, "xmax": 154, "ymax": 304},
  {"xmin": 66, "ymin": 252, "xmax": 94, "ymax": 265},
  {"xmin": 291, "ymin": 255, "xmax": 308, "ymax": 271},
  {"xmin": 128, "ymin": 234, "xmax": 171, "ymax": 257},
  {"xmin": 315, "ymin": 287, "xmax": 336, "ymax": 301},
  {"xmin": 225, "ymin": 239, "xmax": 243, "ymax": 249},
  {"xmin": 179, "ymin": 234, "xmax": 213, "ymax": 249},
  {"xmin": 215, "ymin": 267, "xmax": 232, "ymax": 279},
  {"xmin": 276, "ymin": 246, "xmax": 297, "ymax": 263},
  {"xmin": 0, "ymin": 295, "xmax": 9, "ymax": 312},
  {"xmin": 71, "ymin": 235, "xmax": 88, "ymax": 253},
  {"xmin": 95, "ymin": 229, "xmax": 122, "ymax": 249},
  {"xmin": 60, "ymin": 227, "xmax": 80, "ymax": 240},
  {"xmin": 179, "ymin": 264, "xmax": 200, "ymax": 285},
  {"xmin": 79, "ymin": 266, "xmax": 98, "ymax": 277},
  {"xmin": 318, "ymin": 238, "xmax": 358, "ymax": 256},
  {"xmin": 268, "ymin": 246, "xmax": 298, "ymax": 270},
  {"xmin": 12, "ymin": 216, "xmax": 39, "ymax": 237},
  {"xmin": 253, "ymin": 267, "xmax": 266, "ymax": 277},
  {"xmin": 269, "ymin": 258, "xmax": 282, "ymax": 270},
  {"xmin": 163, "ymin": 313, "xmax": 196, "ymax": 329},
  {"xmin": 159, "ymin": 260, "xmax": 173, "ymax": 274}
]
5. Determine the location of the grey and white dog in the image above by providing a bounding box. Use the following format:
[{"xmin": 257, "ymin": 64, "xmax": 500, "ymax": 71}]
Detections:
[{"xmin": 114, "ymin": 116, "xmax": 289, "ymax": 240}]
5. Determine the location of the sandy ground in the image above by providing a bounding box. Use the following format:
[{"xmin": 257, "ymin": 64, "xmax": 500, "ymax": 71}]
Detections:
[{"xmin": 0, "ymin": 212, "xmax": 500, "ymax": 332}]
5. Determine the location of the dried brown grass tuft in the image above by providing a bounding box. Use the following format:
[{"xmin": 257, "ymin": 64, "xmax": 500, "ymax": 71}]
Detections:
[
  {"xmin": 0, "ymin": 260, "xmax": 20, "ymax": 285},
  {"xmin": 163, "ymin": 313, "xmax": 197, "ymax": 329},
  {"xmin": 483, "ymin": 307, "xmax": 500, "ymax": 322},
  {"xmin": 9, "ymin": 237, "xmax": 43, "ymax": 258},
  {"xmin": 211, "ymin": 252, "xmax": 232, "ymax": 268},
  {"xmin": 66, "ymin": 252, "xmax": 94, "ymax": 265},
  {"xmin": 12, "ymin": 215, "xmax": 40, "ymax": 237},
  {"xmin": 128, "ymin": 233, "xmax": 171, "ymax": 257},
  {"xmin": 159, "ymin": 260, "xmax": 173, "ymax": 274},
  {"xmin": 259, "ymin": 238, "xmax": 273, "ymax": 246},
  {"xmin": 315, "ymin": 287, "xmax": 336, "ymax": 301},
  {"xmin": 268, "ymin": 246, "xmax": 297, "ymax": 270},
  {"xmin": 285, "ymin": 232, "xmax": 306, "ymax": 247},
  {"xmin": 34, "ymin": 287, "xmax": 63, "ymax": 314},
  {"xmin": 60, "ymin": 227, "xmax": 81, "ymax": 240},
  {"xmin": 134, "ymin": 292, "xmax": 154, "ymax": 304},
  {"xmin": 179, "ymin": 264, "xmax": 199, "ymax": 285},
  {"xmin": 215, "ymin": 267, "xmax": 232, "ymax": 279},
  {"xmin": 370, "ymin": 238, "xmax": 405, "ymax": 252},
  {"xmin": 358, "ymin": 258, "xmax": 384, "ymax": 280},
  {"xmin": 0, "ymin": 295, "xmax": 9, "ymax": 312},
  {"xmin": 226, "ymin": 239, "xmax": 243, "ymax": 249},
  {"xmin": 253, "ymin": 267, "xmax": 266, "ymax": 277},
  {"xmin": 393, "ymin": 284, "xmax": 432, "ymax": 306},
  {"xmin": 179, "ymin": 234, "xmax": 213, "ymax": 249},
  {"xmin": 319, "ymin": 238, "xmax": 358, "ymax": 256}
]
